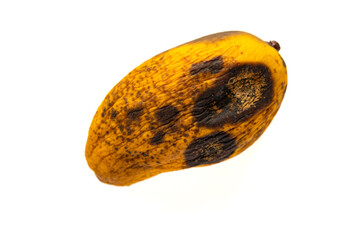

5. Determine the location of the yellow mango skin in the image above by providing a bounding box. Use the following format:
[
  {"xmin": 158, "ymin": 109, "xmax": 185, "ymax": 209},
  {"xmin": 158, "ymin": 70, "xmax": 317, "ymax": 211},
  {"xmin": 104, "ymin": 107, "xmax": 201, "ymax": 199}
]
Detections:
[{"xmin": 85, "ymin": 31, "xmax": 287, "ymax": 186}]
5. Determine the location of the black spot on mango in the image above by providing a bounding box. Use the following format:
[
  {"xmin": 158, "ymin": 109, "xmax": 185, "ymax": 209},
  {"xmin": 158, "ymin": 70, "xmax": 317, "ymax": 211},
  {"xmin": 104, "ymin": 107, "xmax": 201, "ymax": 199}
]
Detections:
[
  {"xmin": 155, "ymin": 105, "xmax": 179, "ymax": 125},
  {"xmin": 110, "ymin": 109, "xmax": 119, "ymax": 120},
  {"xmin": 184, "ymin": 131, "xmax": 237, "ymax": 167},
  {"xmin": 127, "ymin": 107, "xmax": 144, "ymax": 120},
  {"xmin": 150, "ymin": 131, "xmax": 165, "ymax": 145},
  {"xmin": 193, "ymin": 64, "xmax": 273, "ymax": 128}
]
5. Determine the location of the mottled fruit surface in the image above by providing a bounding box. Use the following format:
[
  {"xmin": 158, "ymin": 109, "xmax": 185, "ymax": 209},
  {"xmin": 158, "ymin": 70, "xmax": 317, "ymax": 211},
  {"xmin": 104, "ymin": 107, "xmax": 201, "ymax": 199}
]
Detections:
[{"xmin": 85, "ymin": 31, "xmax": 287, "ymax": 186}]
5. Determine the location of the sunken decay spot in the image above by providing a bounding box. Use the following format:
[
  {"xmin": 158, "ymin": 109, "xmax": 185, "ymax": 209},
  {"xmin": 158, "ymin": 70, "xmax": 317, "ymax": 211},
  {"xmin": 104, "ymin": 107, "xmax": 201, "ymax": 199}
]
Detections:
[
  {"xmin": 150, "ymin": 131, "xmax": 165, "ymax": 145},
  {"xmin": 150, "ymin": 105, "xmax": 180, "ymax": 145},
  {"xmin": 127, "ymin": 107, "xmax": 144, "ymax": 120},
  {"xmin": 192, "ymin": 64, "xmax": 274, "ymax": 128},
  {"xmin": 155, "ymin": 105, "xmax": 179, "ymax": 125},
  {"xmin": 184, "ymin": 131, "xmax": 237, "ymax": 167},
  {"xmin": 190, "ymin": 56, "xmax": 224, "ymax": 75}
]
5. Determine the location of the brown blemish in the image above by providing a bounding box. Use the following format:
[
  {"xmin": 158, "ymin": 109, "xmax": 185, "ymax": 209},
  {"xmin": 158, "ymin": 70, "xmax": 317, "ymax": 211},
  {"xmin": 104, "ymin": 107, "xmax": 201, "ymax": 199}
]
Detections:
[
  {"xmin": 155, "ymin": 105, "xmax": 179, "ymax": 125},
  {"xmin": 101, "ymin": 107, "xmax": 106, "ymax": 117},
  {"xmin": 184, "ymin": 131, "xmax": 237, "ymax": 167},
  {"xmin": 150, "ymin": 131, "xmax": 165, "ymax": 145},
  {"xmin": 190, "ymin": 56, "xmax": 224, "ymax": 75},
  {"xmin": 127, "ymin": 107, "xmax": 144, "ymax": 120},
  {"xmin": 192, "ymin": 63, "xmax": 273, "ymax": 128},
  {"xmin": 125, "ymin": 125, "xmax": 133, "ymax": 135},
  {"xmin": 110, "ymin": 109, "xmax": 119, "ymax": 120}
]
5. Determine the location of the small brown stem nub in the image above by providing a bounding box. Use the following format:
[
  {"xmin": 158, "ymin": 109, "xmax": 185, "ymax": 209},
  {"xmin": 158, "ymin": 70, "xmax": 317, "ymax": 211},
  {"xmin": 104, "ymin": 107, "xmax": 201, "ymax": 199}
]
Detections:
[{"xmin": 267, "ymin": 40, "xmax": 281, "ymax": 51}]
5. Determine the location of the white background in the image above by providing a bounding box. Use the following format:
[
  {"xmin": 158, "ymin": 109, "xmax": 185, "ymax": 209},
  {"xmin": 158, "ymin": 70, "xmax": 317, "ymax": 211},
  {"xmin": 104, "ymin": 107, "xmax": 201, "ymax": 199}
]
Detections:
[{"xmin": 1, "ymin": 0, "xmax": 359, "ymax": 239}]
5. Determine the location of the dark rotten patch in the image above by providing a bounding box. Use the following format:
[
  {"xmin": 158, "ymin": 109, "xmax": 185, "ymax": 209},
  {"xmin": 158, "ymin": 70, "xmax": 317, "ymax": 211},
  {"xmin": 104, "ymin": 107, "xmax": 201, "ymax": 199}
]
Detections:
[
  {"xmin": 110, "ymin": 109, "xmax": 119, "ymax": 120},
  {"xmin": 190, "ymin": 56, "xmax": 224, "ymax": 75},
  {"xmin": 184, "ymin": 131, "xmax": 237, "ymax": 167},
  {"xmin": 127, "ymin": 107, "xmax": 144, "ymax": 120},
  {"xmin": 192, "ymin": 64, "xmax": 274, "ymax": 128},
  {"xmin": 155, "ymin": 105, "xmax": 179, "ymax": 125},
  {"xmin": 150, "ymin": 131, "xmax": 165, "ymax": 145}
]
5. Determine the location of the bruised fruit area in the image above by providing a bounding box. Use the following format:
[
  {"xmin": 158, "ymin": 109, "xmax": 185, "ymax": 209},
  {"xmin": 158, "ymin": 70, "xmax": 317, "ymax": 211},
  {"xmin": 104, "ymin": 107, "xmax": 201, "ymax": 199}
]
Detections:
[
  {"xmin": 193, "ymin": 64, "xmax": 273, "ymax": 128},
  {"xmin": 85, "ymin": 31, "xmax": 288, "ymax": 186},
  {"xmin": 184, "ymin": 131, "xmax": 237, "ymax": 167}
]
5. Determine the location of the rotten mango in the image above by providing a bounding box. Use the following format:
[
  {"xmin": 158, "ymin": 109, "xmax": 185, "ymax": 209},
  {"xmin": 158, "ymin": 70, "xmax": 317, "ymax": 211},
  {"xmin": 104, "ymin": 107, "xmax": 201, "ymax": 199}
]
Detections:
[{"xmin": 85, "ymin": 31, "xmax": 287, "ymax": 186}]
